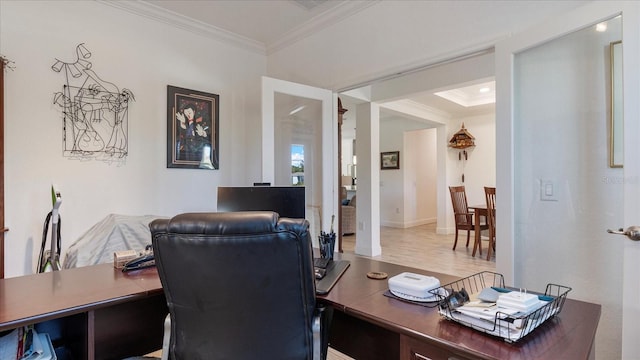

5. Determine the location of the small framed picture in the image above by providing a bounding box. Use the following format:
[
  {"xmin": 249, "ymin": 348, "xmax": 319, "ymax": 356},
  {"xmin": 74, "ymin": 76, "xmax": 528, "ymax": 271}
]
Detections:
[
  {"xmin": 381, "ymin": 151, "xmax": 400, "ymax": 170},
  {"xmin": 167, "ymin": 85, "xmax": 219, "ymax": 169}
]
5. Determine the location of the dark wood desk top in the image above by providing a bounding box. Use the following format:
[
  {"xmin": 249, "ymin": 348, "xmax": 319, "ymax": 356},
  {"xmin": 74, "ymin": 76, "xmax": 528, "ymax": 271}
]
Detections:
[
  {"xmin": 321, "ymin": 252, "xmax": 600, "ymax": 360},
  {"xmin": 0, "ymin": 264, "xmax": 162, "ymax": 331},
  {"xmin": 0, "ymin": 254, "xmax": 600, "ymax": 360}
]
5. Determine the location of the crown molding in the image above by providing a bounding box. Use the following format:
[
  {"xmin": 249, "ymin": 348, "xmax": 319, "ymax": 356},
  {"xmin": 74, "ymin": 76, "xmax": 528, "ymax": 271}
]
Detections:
[
  {"xmin": 97, "ymin": 0, "xmax": 267, "ymax": 55},
  {"xmin": 381, "ymin": 99, "xmax": 451, "ymax": 125},
  {"xmin": 435, "ymin": 87, "xmax": 495, "ymax": 107},
  {"xmin": 267, "ymin": 1, "xmax": 379, "ymax": 55}
]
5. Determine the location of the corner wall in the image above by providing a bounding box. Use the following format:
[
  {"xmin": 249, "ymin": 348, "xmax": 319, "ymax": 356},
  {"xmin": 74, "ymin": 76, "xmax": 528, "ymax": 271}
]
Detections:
[
  {"xmin": 379, "ymin": 118, "xmax": 437, "ymax": 228},
  {"xmin": 0, "ymin": 1, "xmax": 265, "ymax": 277},
  {"xmin": 447, "ymin": 115, "xmax": 496, "ymax": 202}
]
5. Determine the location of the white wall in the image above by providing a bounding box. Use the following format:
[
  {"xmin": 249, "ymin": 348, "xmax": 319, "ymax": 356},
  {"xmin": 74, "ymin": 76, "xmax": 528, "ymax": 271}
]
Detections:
[
  {"xmin": 404, "ymin": 128, "xmax": 437, "ymax": 226},
  {"xmin": 443, "ymin": 114, "xmax": 495, "ymax": 232},
  {"xmin": 373, "ymin": 111, "xmax": 495, "ymax": 234},
  {"xmin": 378, "ymin": 118, "xmax": 437, "ymax": 228},
  {"xmin": 267, "ymin": 1, "xmax": 575, "ymax": 239},
  {"xmin": 379, "ymin": 118, "xmax": 404, "ymax": 226},
  {"xmin": 267, "ymin": 1, "xmax": 587, "ymax": 90},
  {"xmin": 512, "ymin": 16, "xmax": 622, "ymax": 359},
  {"xmin": 0, "ymin": 1, "xmax": 265, "ymax": 277}
]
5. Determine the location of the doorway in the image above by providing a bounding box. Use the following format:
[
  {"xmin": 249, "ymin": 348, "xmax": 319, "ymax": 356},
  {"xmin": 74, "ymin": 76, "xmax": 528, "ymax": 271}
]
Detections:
[{"xmin": 338, "ymin": 50, "xmax": 496, "ymax": 261}]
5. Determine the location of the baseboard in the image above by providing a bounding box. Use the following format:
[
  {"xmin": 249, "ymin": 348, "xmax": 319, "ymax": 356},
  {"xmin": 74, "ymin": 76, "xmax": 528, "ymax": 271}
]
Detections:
[{"xmin": 381, "ymin": 217, "xmax": 436, "ymax": 229}]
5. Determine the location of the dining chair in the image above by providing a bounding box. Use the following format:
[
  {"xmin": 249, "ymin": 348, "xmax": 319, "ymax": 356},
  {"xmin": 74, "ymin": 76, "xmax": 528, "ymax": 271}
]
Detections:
[
  {"xmin": 484, "ymin": 186, "xmax": 496, "ymax": 260},
  {"xmin": 449, "ymin": 186, "xmax": 488, "ymax": 251}
]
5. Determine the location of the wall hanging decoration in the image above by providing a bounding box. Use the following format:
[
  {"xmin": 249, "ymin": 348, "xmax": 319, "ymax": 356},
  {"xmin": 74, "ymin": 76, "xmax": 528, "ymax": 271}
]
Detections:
[
  {"xmin": 448, "ymin": 123, "xmax": 475, "ymax": 183},
  {"xmin": 52, "ymin": 43, "xmax": 134, "ymax": 162},
  {"xmin": 381, "ymin": 151, "xmax": 400, "ymax": 170},
  {"xmin": 167, "ymin": 85, "xmax": 219, "ymax": 170},
  {"xmin": 1, "ymin": 56, "xmax": 15, "ymax": 71}
]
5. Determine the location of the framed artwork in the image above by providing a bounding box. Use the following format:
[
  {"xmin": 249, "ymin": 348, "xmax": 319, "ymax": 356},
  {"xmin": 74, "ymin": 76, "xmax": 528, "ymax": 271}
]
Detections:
[
  {"xmin": 167, "ymin": 85, "xmax": 219, "ymax": 169},
  {"xmin": 381, "ymin": 151, "xmax": 400, "ymax": 170}
]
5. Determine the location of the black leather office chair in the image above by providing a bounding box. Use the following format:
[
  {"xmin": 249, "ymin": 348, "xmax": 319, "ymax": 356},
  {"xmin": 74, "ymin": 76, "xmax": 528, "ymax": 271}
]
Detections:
[{"xmin": 150, "ymin": 211, "xmax": 330, "ymax": 360}]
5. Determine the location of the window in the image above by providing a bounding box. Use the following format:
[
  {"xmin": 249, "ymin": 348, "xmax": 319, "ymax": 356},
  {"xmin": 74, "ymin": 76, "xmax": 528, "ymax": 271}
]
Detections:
[{"xmin": 291, "ymin": 144, "xmax": 304, "ymax": 186}]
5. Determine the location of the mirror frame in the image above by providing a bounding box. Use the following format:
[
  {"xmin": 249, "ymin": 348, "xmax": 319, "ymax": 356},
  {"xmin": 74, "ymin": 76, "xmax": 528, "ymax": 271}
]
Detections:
[{"xmin": 610, "ymin": 40, "xmax": 623, "ymax": 168}]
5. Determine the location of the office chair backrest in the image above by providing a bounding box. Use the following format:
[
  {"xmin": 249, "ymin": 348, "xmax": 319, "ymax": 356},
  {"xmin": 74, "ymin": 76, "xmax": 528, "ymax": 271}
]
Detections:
[{"xmin": 151, "ymin": 211, "xmax": 316, "ymax": 360}]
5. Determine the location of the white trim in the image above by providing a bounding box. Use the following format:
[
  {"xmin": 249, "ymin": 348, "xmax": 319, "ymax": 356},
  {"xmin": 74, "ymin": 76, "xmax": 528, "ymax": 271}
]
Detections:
[
  {"xmin": 620, "ymin": 4, "xmax": 640, "ymax": 359},
  {"xmin": 99, "ymin": 0, "xmax": 376, "ymax": 56},
  {"xmin": 99, "ymin": 0, "xmax": 266, "ymax": 55},
  {"xmin": 380, "ymin": 100, "xmax": 451, "ymax": 125},
  {"xmin": 267, "ymin": 1, "xmax": 378, "ymax": 54},
  {"xmin": 261, "ymin": 77, "xmax": 336, "ymax": 237},
  {"xmin": 381, "ymin": 218, "xmax": 436, "ymax": 229}
]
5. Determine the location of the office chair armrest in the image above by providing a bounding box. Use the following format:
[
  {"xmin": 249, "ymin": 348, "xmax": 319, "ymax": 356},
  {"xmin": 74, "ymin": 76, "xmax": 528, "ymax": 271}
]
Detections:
[{"xmin": 313, "ymin": 304, "xmax": 333, "ymax": 360}]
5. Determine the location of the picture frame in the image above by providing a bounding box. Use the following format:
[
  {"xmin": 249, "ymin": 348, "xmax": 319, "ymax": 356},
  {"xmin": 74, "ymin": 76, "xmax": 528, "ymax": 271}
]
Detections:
[
  {"xmin": 609, "ymin": 41, "xmax": 623, "ymax": 168},
  {"xmin": 167, "ymin": 85, "xmax": 219, "ymax": 169},
  {"xmin": 381, "ymin": 151, "xmax": 400, "ymax": 170}
]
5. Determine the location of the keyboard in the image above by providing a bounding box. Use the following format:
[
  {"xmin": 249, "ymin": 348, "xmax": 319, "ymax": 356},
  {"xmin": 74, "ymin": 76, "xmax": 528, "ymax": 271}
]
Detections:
[
  {"xmin": 315, "ymin": 260, "xmax": 350, "ymax": 295},
  {"xmin": 314, "ymin": 258, "xmax": 331, "ymax": 269}
]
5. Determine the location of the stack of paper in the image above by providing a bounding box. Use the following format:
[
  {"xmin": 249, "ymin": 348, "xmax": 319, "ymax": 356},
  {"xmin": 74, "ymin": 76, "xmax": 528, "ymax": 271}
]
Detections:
[
  {"xmin": 0, "ymin": 328, "xmax": 19, "ymax": 360},
  {"xmin": 21, "ymin": 328, "xmax": 56, "ymax": 360},
  {"xmin": 0, "ymin": 327, "xmax": 56, "ymax": 360},
  {"xmin": 443, "ymin": 288, "xmax": 556, "ymax": 341},
  {"xmin": 497, "ymin": 291, "xmax": 540, "ymax": 313}
]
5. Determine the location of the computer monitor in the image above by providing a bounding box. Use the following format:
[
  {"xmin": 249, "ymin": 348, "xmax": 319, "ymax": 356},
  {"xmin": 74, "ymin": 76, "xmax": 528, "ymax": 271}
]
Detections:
[{"xmin": 217, "ymin": 186, "xmax": 305, "ymax": 219}]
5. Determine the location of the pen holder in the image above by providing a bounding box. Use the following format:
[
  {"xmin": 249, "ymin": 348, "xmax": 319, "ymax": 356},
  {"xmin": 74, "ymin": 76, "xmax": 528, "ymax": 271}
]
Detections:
[{"xmin": 319, "ymin": 233, "xmax": 336, "ymax": 260}]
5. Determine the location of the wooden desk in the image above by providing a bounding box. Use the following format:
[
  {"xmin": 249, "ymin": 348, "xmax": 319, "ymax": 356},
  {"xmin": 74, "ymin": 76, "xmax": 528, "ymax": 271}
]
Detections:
[
  {"xmin": 0, "ymin": 264, "xmax": 167, "ymax": 359},
  {"xmin": 0, "ymin": 256, "xmax": 600, "ymax": 360},
  {"xmin": 468, "ymin": 205, "xmax": 488, "ymax": 258},
  {"xmin": 321, "ymin": 252, "xmax": 600, "ymax": 360}
]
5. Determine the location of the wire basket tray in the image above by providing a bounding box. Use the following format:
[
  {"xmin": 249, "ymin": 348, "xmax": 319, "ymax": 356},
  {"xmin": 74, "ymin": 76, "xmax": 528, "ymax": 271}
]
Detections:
[{"xmin": 429, "ymin": 271, "xmax": 571, "ymax": 343}]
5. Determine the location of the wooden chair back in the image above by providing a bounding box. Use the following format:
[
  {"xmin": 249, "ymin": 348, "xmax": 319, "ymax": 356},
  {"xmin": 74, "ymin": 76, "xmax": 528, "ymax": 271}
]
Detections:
[
  {"xmin": 484, "ymin": 186, "xmax": 496, "ymax": 260},
  {"xmin": 484, "ymin": 187, "xmax": 496, "ymax": 229},
  {"xmin": 449, "ymin": 186, "xmax": 471, "ymax": 226}
]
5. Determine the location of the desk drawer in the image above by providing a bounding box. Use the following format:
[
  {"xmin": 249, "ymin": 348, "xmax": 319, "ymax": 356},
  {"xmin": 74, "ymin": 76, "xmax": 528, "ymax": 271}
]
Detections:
[
  {"xmin": 400, "ymin": 334, "xmax": 477, "ymax": 360},
  {"xmin": 329, "ymin": 309, "xmax": 400, "ymax": 360}
]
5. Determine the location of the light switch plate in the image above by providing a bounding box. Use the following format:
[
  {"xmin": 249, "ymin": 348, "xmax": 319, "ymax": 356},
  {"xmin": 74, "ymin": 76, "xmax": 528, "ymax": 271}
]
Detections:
[{"xmin": 540, "ymin": 179, "xmax": 558, "ymax": 201}]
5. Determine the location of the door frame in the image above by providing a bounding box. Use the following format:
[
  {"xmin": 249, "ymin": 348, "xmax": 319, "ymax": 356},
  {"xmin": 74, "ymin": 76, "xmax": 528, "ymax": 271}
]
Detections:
[
  {"xmin": 261, "ymin": 76, "xmax": 338, "ymax": 238},
  {"xmin": 495, "ymin": 1, "xmax": 640, "ymax": 356},
  {"xmin": 0, "ymin": 59, "xmax": 4, "ymax": 278}
]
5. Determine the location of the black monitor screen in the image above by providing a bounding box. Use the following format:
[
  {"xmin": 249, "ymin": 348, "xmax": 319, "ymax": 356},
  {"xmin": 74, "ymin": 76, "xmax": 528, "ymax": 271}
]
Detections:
[{"xmin": 217, "ymin": 186, "xmax": 305, "ymax": 219}]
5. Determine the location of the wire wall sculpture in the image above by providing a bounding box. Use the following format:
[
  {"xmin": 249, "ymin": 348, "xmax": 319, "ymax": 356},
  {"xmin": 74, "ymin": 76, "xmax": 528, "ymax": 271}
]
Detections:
[
  {"xmin": 52, "ymin": 43, "xmax": 134, "ymax": 162},
  {"xmin": 1, "ymin": 56, "xmax": 15, "ymax": 71}
]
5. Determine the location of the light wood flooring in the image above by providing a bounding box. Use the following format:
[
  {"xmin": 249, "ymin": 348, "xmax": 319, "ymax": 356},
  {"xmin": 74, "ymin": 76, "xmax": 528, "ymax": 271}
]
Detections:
[{"xmin": 341, "ymin": 222, "xmax": 496, "ymax": 277}]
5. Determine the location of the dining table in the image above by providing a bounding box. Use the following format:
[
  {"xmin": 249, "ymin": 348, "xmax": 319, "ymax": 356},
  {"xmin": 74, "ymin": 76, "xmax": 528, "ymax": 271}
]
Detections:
[{"xmin": 468, "ymin": 204, "xmax": 488, "ymax": 258}]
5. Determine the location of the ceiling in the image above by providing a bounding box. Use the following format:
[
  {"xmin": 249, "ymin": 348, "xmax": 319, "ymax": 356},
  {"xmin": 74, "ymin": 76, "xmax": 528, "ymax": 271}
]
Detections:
[
  {"xmin": 144, "ymin": 0, "xmax": 362, "ymax": 49},
  {"xmin": 143, "ymin": 0, "xmax": 494, "ymax": 131}
]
